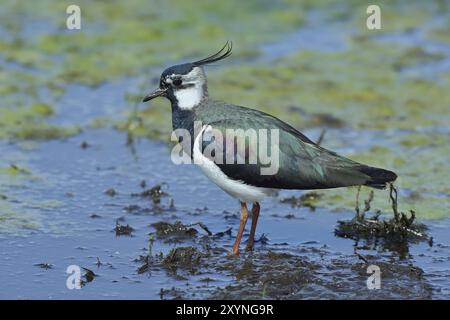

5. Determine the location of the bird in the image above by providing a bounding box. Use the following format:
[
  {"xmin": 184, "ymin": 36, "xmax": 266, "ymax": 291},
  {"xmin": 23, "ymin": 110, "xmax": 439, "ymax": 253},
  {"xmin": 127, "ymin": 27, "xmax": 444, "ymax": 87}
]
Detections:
[{"xmin": 142, "ymin": 42, "xmax": 397, "ymax": 255}]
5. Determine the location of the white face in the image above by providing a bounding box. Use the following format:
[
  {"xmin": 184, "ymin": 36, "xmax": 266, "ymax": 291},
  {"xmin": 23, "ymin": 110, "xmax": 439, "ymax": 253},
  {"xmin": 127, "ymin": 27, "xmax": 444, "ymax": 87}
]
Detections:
[{"xmin": 165, "ymin": 67, "xmax": 207, "ymax": 110}]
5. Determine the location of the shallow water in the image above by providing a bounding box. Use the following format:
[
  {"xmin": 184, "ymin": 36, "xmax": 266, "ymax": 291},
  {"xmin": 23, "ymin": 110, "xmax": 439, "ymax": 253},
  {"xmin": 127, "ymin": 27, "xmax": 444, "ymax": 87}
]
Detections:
[{"xmin": 258, "ymin": 10, "xmax": 350, "ymax": 61}]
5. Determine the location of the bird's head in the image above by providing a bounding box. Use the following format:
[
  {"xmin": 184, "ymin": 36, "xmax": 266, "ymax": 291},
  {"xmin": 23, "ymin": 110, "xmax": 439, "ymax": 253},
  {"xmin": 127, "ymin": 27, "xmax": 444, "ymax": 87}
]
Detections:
[{"xmin": 142, "ymin": 42, "xmax": 232, "ymax": 110}]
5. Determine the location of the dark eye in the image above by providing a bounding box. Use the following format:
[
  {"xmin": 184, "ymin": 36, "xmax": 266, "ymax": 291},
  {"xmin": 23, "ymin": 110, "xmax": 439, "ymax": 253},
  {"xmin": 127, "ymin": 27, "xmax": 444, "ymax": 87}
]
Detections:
[{"xmin": 173, "ymin": 79, "xmax": 182, "ymax": 86}]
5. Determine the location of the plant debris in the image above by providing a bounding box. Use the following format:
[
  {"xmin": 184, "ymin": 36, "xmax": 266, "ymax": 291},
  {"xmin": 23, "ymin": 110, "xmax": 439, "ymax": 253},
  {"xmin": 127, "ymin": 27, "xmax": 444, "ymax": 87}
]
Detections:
[
  {"xmin": 136, "ymin": 255, "xmax": 152, "ymax": 274},
  {"xmin": 255, "ymin": 233, "xmax": 269, "ymax": 245},
  {"xmin": 104, "ymin": 188, "xmax": 117, "ymax": 197},
  {"xmin": 213, "ymin": 227, "xmax": 232, "ymax": 239},
  {"xmin": 80, "ymin": 141, "xmax": 89, "ymax": 149},
  {"xmin": 136, "ymin": 235, "xmax": 160, "ymax": 274},
  {"xmin": 131, "ymin": 184, "xmax": 168, "ymax": 204},
  {"xmin": 8, "ymin": 164, "xmax": 30, "ymax": 175},
  {"xmin": 137, "ymin": 244, "xmax": 206, "ymax": 275},
  {"xmin": 123, "ymin": 204, "xmax": 153, "ymax": 215},
  {"xmin": 163, "ymin": 246, "xmax": 205, "ymax": 273},
  {"xmin": 114, "ymin": 220, "xmax": 134, "ymax": 236},
  {"xmin": 335, "ymin": 184, "xmax": 430, "ymax": 248},
  {"xmin": 34, "ymin": 263, "xmax": 53, "ymax": 269},
  {"xmin": 151, "ymin": 221, "xmax": 212, "ymax": 242},
  {"xmin": 80, "ymin": 267, "xmax": 97, "ymax": 286}
]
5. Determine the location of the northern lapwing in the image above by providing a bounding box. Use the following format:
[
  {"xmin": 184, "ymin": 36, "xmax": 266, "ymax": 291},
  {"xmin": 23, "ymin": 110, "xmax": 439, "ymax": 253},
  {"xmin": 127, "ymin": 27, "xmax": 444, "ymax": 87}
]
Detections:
[{"xmin": 142, "ymin": 42, "xmax": 397, "ymax": 255}]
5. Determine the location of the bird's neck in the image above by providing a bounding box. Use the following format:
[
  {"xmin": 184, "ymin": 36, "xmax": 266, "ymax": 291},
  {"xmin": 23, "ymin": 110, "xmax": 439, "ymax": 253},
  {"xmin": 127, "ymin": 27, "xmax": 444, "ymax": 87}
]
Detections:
[{"xmin": 170, "ymin": 101, "xmax": 197, "ymax": 131}]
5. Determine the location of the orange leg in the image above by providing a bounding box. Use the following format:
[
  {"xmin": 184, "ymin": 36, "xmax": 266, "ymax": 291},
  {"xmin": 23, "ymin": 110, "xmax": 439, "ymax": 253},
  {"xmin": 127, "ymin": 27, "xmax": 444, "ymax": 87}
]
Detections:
[
  {"xmin": 245, "ymin": 202, "xmax": 260, "ymax": 252},
  {"xmin": 231, "ymin": 202, "xmax": 249, "ymax": 255}
]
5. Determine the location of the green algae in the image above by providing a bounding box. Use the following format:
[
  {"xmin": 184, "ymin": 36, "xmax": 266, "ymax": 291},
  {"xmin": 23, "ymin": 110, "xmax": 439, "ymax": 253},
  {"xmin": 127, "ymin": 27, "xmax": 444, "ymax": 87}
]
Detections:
[
  {"xmin": 276, "ymin": 122, "xmax": 449, "ymax": 219},
  {"xmin": 120, "ymin": 101, "xmax": 173, "ymax": 141},
  {"xmin": 399, "ymin": 132, "xmax": 450, "ymax": 147},
  {"xmin": 0, "ymin": 105, "xmax": 79, "ymax": 140},
  {"xmin": 392, "ymin": 47, "xmax": 446, "ymax": 70},
  {"xmin": 280, "ymin": 192, "xmax": 323, "ymax": 210},
  {"xmin": 0, "ymin": 63, "xmax": 68, "ymax": 142},
  {"xmin": 2, "ymin": 0, "xmax": 308, "ymax": 86},
  {"xmin": 427, "ymin": 16, "xmax": 450, "ymax": 43},
  {"xmin": 0, "ymin": 165, "xmax": 42, "ymax": 234},
  {"xmin": 305, "ymin": 136, "xmax": 450, "ymax": 219},
  {"xmin": 0, "ymin": 202, "xmax": 41, "ymax": 234},
  {"xmin": 207, "ymin": 43, "xmax": 450, "ymax": 130},
  {"xmin": 0, "ymin": 151, "xmax": 69, "ymax": 234},
  {"xmin": 356, "ymin": 2, "xmax": 431, "ymax": 34},
  {"xmin": 11, "ymin": 123, "xmax": 79, "ymax": 140},
  {"xmin": 0, "ymin": 0, "xmax": 311, "ymax": 143}
]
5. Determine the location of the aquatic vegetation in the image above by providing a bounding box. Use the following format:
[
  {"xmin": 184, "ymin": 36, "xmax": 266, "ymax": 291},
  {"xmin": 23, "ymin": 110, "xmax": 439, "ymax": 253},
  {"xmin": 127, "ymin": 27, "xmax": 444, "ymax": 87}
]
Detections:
[
  {"xmin": 335, "ymin": 186, "xmax": 430, "ymax": 259},
  {"xmin": 1, "ymin": 0, "xmax": 312, "ymax": 147},
  {"xmin": 280, "ymin": 192, "xmax": 323, "ymax": 210},
  {"xmin": 133, "ymin": 42, "xmax": 450, "ymax": 140},
  {"xmin": 1, "ymin": 0, "xmax": 309, "ymax": 86},
  {"xmin": 131, "ymin": 184, "xmax": 168, "ymax": 203},
  {"xmin": 0, "ymin": 104, "xmax": 79, "ymax": 140},
  {"xmin": 210, "ymin": 44, "xmax": 450, "ymax": 130},
  {"xmin": 163, "ymin": 246, "xmax": 205, "ymax": 273},
  {"xmin": 34, "ymin": 263, "xmax": 54, "ymax": 269},
  {"xmin": 151, "ymin": 221, "xmax": 212, "ymax": 243},
  {"xmin": 0, "ymin": 202, "xmax": 41, "ymax": 234},
  {"xmin": 80, "ymin": 267, "xmax": 97, "ymax": 287},
  {"xmin": 142, "ymin": 243, "xmax": 432, "ymax": 299},
  {"xmin": 427, "ymin": 17, "xmax": 450, "ymax": 43},
  {"xmin": 10, "ymin": 123, "xmax": 80, "ymax": 140},
  {"xmin": 0, "ymin": 152, "xmax": 69, "ymax": 234},
  {"xmin": 152, "ymin": 221, "xmax": 199, "ymax": 239},
  {"xmin": 391, "ymin": 47, "xmax": 446, "ymax": 71},
  {"xmin": 114, "ymin": 220, "xmax": 134, "ymax": 236},
  {"xmin": 104, "ymin": 188, "xmax": 117, "ymax": 197},
  {"xmin": 0, "ymin": 161, "xmax": 40, "ymax": 233}
]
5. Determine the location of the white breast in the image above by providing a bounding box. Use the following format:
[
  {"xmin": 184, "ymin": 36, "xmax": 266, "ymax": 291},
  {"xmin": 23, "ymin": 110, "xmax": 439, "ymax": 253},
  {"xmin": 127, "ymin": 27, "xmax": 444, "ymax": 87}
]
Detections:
[{"xmin": 193, "ymin": 125, "xmax": 274, "ymax": 203}]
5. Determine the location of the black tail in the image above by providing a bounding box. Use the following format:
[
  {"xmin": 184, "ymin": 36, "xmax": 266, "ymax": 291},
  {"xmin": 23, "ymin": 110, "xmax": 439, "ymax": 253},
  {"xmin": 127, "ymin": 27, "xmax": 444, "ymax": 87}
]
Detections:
[{"xmin": 359, "ymin": 166, "xmax": 397, "ymax": 189}]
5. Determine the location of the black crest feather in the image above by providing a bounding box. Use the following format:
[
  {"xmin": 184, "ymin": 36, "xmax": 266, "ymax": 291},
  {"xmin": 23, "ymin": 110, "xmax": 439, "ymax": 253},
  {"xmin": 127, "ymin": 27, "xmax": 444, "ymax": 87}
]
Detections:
[{"xmin": 192, "ymin": 41, "xmax": 232, "ymax": 66}]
